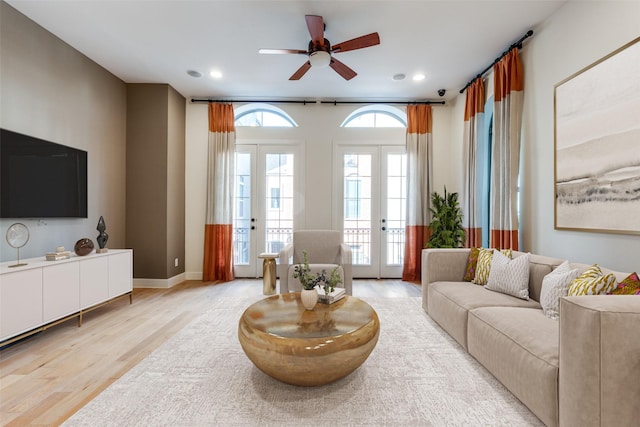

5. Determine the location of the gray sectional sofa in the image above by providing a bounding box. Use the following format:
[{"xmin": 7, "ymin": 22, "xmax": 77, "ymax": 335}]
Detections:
[{"xmin": 421, "ymin": 248, "xmax": 640, "ymax": 427}]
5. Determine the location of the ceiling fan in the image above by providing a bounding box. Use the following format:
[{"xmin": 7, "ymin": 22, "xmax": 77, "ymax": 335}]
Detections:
[{"xmin": 259, "ymin": 15, "xmax": 380, "ymax": 81}]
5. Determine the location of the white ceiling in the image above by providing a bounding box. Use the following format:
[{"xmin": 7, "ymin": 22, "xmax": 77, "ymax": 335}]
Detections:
[{"xmin": 7, "ymin": 0, "xmax": 567, "ymax": 102}]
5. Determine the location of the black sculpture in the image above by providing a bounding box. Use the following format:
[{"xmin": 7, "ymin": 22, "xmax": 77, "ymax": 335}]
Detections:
[{"xmin": 97, "ymin": 216, "xmax": 109, "ymax": 250}]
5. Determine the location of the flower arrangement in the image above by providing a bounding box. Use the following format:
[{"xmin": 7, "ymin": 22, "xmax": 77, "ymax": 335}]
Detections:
[{"xmin": 293, "ymin": 250, "xmax": 343, "ymax": 294}]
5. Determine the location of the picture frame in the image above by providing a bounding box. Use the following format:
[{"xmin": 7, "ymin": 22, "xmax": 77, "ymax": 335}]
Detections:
[{"xmin": 554, "ymin": 36, "xmax": 640, "ymax": 235}]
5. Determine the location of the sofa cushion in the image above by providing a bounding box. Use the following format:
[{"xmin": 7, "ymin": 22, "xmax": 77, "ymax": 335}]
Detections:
[
  {"xmin": 485, "ymin": 251, "xmax": 530, "ymax": 300},
  {"xmin": 472, "ymin": 248, "xmax": 512, "ymax": 285},
  {"xmin": 463, "ymin": 247, "xmax": 480, "ymax": 281},
  {"xmin": 468, "ymin": 307, "xmax": 559, "ymax": 427},
  {"xmin": 608, "ymin": 272, "xmax": 640, "ymax": 295},
  {"xmin": 568, "ymin": 264, "xmax": 617, "ymax": 296},
  {"xmin": 540, "ymin": 261, "xmax": 580, "ymax": 320},
  {"xmin": 427, "ymin": 281, "xmax": 540, "ymax": 350},
  {"xmin": 510, "ymin": 252, "xmax": 565, "ymax": 302},
  {"xmin": 570, "ymin": 262, "xmax": 629, "ymax": 283}
]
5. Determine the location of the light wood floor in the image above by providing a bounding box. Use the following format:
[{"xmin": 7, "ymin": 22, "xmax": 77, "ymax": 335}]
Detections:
[{"xmin": 0, "ymin": 279, "xmax": 420, "ymax": 426}]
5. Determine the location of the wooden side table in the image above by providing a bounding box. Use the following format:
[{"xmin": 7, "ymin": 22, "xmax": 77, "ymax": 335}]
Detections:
[{"xmin": 258, "ymin": 253, "xmax": 278, "ymax": 295}]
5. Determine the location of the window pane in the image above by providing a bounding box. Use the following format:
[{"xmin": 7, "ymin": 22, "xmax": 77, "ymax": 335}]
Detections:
[
  {"xmin": 343, "ymin": 153, "xmax": 372, "ymax": 266},
  {"xmin": 265, "ymin": 153, "xmax": 294, "ymax": 254},
  {"xmin": 344, "ymin": 114, "xmax": 374, "ymax": 127},
  {"xmin": 375, "ymin": 112, "xmax": 405, "ymax": 127},
  {"xmin": 233, "ymin": 152, "xmax": 251, "ymax": 266},
  {"xmin": 261, "ymin": 112, "xmax": 294, "ymax": 126},
  {"xmin": 270, "ymin": 188, "xmax": 280, "ymax": 209},
  {"xmin": 342, "ymin": 111, "xmax": 406, "ymax": 128},
  {"xmin": 235, "ymin": 110, "xmax": 295, "ymax": 127},
  {"xmin": 386, "ymin": 153, "xmax": 406, "ymax": 265}
]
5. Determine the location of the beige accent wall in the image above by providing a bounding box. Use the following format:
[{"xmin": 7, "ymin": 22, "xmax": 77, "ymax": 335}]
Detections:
[
  {"xmin": 126, "ymin": 84, "xmax": 185, "ymax": 280},
  {"xmin": 167, "ymin": 86, "xmax": 186, "ymax": 278},
  {"xmin": 0, "ymin": 1, "xmax": 127, "ymax": 261}
]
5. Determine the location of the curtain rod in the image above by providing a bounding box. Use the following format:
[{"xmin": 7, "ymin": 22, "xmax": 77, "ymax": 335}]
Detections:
[
  {"xmin": 190, "ymin": 98, "xmax": 445, "ymax": 106},
  {"xmin": 459, "ymin": 29, "xmax": 534, "ymax": 94}
]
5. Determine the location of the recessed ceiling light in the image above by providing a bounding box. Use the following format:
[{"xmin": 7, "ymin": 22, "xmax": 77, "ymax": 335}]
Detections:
[
  {"xmin": 392, "ymin": 73, "xmax": 406, "ymax": 81},
  {"xmin": 210, "ymin": 70, "xmax": 223, "ymax": 79},
  {"xmin": 413, "ymin": 73, "xmax": 426, "ymax": 81},
  {"xmin": 186, "ymin": 70, "xmax": 203, "ymax": 78}
]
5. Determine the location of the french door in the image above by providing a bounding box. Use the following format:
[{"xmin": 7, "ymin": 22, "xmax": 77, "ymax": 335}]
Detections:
[
  {"xmin": 335, "ymin": 145, "xmax": 406, "ymax": 278},
  {"xmin": 233, "ymin": 144, "xmax": 301, "ymax": 278}
]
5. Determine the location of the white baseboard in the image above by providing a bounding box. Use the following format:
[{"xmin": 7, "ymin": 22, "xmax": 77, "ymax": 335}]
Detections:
[
  {"xmin": 186, "ymin": 271, "xmax": 203, "ymax": 281},
  {"xmin": 134, "ymin": 273, "xmax": 186, "ymax": 289}
]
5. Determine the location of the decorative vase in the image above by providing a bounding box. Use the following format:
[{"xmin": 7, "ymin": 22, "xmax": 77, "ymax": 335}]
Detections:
[
  {"xmin": 74, "ymin": 238, "xmax": 94, "ymax": 256},
  {"xmin": 300, "ymin": 289, "xmax": 318, "ymax": 310}
]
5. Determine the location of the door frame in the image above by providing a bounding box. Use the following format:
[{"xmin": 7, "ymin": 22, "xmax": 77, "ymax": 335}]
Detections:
[
  {"xmin": 234, "ymin": 139, "xmax": 305, "ymax": 278},
  {"xmin": 332, "ymin": 140, "xmax": 405, "ymax": 279}
]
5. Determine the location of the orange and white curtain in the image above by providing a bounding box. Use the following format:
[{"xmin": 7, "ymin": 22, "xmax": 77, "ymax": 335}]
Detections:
[
  {"xmin": 203, "ymin": 102, "xmax": 235, "ymax": 282},
  {"xmin": 402, "ymin": 104, "xmax": 433, "ymax": 282},
  {"xmin": 462, "ymin": 78, "xmax": 485, "ymax": 248},
  {"xmin": 491, "ymin": 48, "xmax": 523, "ymax": 250}
]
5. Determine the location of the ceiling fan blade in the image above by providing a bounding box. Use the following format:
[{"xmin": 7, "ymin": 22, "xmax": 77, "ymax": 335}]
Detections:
[
  {"xmin": 259, "ymin": 48, "xmax": 308, "ymax": 55},
  {"xmin": 305, "ymin": 15, "xmax": 325, "ymax": 46},
  {"xmin": 289, "ymin": 61, "xmax": 312, "ymax": 80},
  {"xmin": 332, "ymin": 32, "xmax": 380, "ymax": 53},
  {"xmin": 329, "ymin": 57, "xmax": 357, "ymax": 81}
]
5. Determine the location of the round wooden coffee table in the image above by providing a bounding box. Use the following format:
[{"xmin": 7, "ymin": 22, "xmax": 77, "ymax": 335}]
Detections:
[{"xmin": 238, "ymin": 292, "xmax": 380, "ymax": 386}]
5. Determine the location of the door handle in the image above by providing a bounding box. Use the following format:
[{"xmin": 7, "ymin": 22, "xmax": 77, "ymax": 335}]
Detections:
[{"xmin": 251, "ymin": 218, "xmax": 256, "ymax": 230}]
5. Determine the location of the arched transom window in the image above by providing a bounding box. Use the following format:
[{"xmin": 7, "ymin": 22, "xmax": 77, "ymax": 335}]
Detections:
[
  {"xmin": 341, "ymin": 105, "xmax": 407, "ymax": 128},
  {"xmin": 234, "ymin": 103, "xmax": 297, "ymax": 127}
]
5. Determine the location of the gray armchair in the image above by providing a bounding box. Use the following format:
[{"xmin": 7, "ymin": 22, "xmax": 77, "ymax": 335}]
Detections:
[{"xmin": 278, "ymin": 230, "xmax": 353, "ymax": 295}]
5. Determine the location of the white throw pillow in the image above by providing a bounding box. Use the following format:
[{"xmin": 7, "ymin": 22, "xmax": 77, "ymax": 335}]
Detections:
[
  {"xmin": 485, "ymin": 251, "xmax": 530, "ymax": 300},
  {"xmin": 540, "ymin": 261, "xmax": 580, "ymax": 320}
]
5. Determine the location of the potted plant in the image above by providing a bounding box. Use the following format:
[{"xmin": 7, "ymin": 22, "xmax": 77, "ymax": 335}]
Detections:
[
  {"xmin": 293, "ymin": 250, "xmax": 322, "ymax": 310},
  {"xmin": 426, "ymin": 187, "xmax": 466, "ymax": 248},
  {"xmin": 293, "ymin": 250, "xmax": 343, "ymax": 309},
  {"xmin": 321, "ymin": 267, "xmax": 343, "ymax": 295}
]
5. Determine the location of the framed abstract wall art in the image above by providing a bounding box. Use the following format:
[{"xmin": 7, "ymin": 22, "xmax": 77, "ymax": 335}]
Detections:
[{"xmin": 554, "ymin": 36, "xmax": 640, "ymax": 235}]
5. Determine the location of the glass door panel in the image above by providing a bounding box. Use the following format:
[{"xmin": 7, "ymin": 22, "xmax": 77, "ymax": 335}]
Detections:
[
  {"xmin": 233, "ymin": 147, "xmax": 257, "ymax": 277},
  {"xmin": 336, "ymin": 145, "xmax": 406, "ymax": 278},
  {"xmin": 340, "ymin": 148, "xmax": 379, "ymax": 277},
  {"xmin": 233, "ymin": 144, "xmax": 300, "ymax": 278},
  {"xmin": 264, "ymin": 153, "xmax": 294, "ymax": 255},
  {"xmin": 380, "ymin": 148, "xmax": 406, "ymax": 277}
]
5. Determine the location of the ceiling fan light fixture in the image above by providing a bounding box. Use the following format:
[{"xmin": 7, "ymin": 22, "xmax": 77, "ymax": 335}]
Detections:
[{"xmin": 309, "ymin": 51, "xmax": 331, "ymax": 68}]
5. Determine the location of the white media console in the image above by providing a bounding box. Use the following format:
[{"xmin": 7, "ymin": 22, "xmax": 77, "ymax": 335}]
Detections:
[{"xmin": 0, "ymin": 249, "xmax": 133, "ymax": 345}]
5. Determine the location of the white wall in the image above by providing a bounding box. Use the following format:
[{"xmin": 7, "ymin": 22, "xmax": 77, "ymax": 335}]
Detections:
[
  {"xmin": 522, "ymin": 1, "xmax": 639, "ymax": 272},
  {"xmin": 448, "ymin": 0, "xmax": 639, "ymax": 272},
  {"xmin": 185, "ymin": 102, "xmax": 454, "ymax": 279}
]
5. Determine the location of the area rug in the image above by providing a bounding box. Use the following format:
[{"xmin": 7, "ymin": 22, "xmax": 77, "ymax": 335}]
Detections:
[{"xmin": 63, "ymin": 296, "xmax": 543, "ymax": 426}]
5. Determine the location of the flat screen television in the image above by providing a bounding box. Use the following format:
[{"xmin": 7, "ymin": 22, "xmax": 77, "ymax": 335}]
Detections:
[{"xmin": 1, "ymin": 128, "xmax": 88, "ymax": 218}]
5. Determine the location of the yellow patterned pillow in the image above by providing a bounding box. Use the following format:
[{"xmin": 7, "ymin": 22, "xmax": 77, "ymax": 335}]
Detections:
[
  {"xmin": 472, "ymin": 248, "xmax": 513, "ymax": 285},
  {"xmin": 568, "ymin": 264, "xmax": 617, "ymax": 296}
]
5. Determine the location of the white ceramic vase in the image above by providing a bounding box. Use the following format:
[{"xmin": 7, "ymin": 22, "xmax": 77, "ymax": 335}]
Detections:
[{"xmin": 300, "ymin": 288, "xmax": 318, "ymax": 310}]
